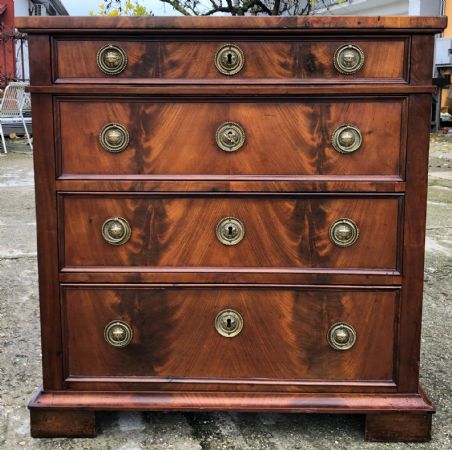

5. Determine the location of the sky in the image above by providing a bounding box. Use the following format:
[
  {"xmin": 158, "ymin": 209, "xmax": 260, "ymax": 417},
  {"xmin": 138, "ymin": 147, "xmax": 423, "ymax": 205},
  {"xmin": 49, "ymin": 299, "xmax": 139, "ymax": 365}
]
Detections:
[{"xmin": 63, "ymin": 0, "xmax": 182, "ymax": 16}]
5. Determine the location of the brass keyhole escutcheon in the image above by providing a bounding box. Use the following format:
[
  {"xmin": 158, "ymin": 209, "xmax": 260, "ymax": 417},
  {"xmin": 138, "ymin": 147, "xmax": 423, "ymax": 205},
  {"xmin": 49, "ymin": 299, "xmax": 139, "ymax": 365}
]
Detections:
[
  {"xmin": 216, "ymin": 217, "xmax": 245, "ymax": 246},
  {"xmin": 104, "ymin": 320, "xmax": 133, "ymax": 347},
  {"xmin": 329, "ymin": 218, "xmax": 359, "ymax": 248},
  {"xmin": 333, "ymin": 44, "xmax": 365, "ymax": 75},
  {"xmin": 332, "ymin": 125, "xmax": 362, "ymax": 154},
  {"xmin": 97, "ymin": 44, "xmax": 128, "ymax": 75},
  {"xmin": 101, "ymin": 217, "xmax": 132, "ymax": 246},
  {"xmin": 215, "ymin": 309, "xmax": 244, "ymax": 338},
  {"xmin": 215, "ymin": 44, "xmax": 244, "ymax": 75},
  {"xmin": 327, "ymin": 323, "xmax": 356, "ymax": 350},
  {"xmin": 100, "ymin": 123, "xmax": 130, "ymax": 153},
  {"xmin": 215, "ymin": 122, "xmax": 246, "ymax": 152}
]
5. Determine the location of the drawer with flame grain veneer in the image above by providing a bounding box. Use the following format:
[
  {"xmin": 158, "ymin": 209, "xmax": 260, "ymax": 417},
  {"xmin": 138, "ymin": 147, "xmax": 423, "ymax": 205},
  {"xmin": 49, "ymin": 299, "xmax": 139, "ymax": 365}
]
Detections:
[
  {"xmin": 53, "ymin": 38, "xmax": 408, "ymax": 83},
  {"xmin": 17, "ymin": 15, "xmax": 446, "ymax": 441},
  {"xmin": 59, "ymin": 194, "xmax": 401, "ymax": 272},
  {"xmin": 61, "ymin": 286, "xmax": 399, "ymax": 384},
  {"xmin": 56, "ymin": 97, "xmax": 406, "ymax": 178}
]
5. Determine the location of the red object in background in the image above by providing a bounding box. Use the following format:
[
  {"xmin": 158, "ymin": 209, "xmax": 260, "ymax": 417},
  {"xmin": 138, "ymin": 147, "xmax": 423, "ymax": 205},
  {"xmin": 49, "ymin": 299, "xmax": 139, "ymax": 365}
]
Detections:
[{"xmin": 0, "ymin": 0, "xmax": 16, "ymax": 83}]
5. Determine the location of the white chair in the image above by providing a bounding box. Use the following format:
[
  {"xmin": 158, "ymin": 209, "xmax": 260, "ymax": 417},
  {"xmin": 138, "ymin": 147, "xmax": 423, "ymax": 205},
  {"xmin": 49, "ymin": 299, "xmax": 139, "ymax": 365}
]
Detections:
[{"xmin": 0, "ymin": 82, "xmax": 33, "ymax": 153}]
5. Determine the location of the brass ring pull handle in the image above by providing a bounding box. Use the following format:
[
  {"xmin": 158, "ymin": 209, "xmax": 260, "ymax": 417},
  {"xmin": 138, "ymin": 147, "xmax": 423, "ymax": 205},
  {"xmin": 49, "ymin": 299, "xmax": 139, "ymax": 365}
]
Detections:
[
  {"xmin": 333, "ymin": 44, "xmax": 365, "ymax": 75},
  {"xmin": 215, "ymin": 122, "xmax": 246, "ymax": 152},
  {"xmin": 327, "ymin": 322, "xmax": 357, "ymax": 350},
  {"xmin": 329, "ymin": 218, "xmax": 359, "ymax": 247},
  {"xmin": 215, "ymin": 44, "xmax": 244, "ymax": 76},
  {"xmin": 100, "ymin": 123, "xmax": 130, "ymax": 153},
  {"xmin": 216, "ymin": 217, "xmax": 245, "ymax": 246},
  {"xmin": 215, "ymin": 309, "xmax": 244, "ymax": 338},
  {"xmin": 97, "ymin": 44, "xmax": 128, "ymax": 75},
  {"xmin": 332, "ymin": 125, "xmax": 362, "ymax": 154},
  {"xmin": 104, "ymin": 321, "xmax": 133, "ymax": 347},
  {"xmin": 101, "ymin": 217, "xmax": 132, "ymax": 246}
]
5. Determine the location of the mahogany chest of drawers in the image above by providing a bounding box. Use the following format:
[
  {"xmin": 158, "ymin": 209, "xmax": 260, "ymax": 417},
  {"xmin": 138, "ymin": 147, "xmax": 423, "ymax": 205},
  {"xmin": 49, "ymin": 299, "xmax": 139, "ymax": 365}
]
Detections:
[{"xmin": 17, "ymin": 16, "xmax": 446, "ymax": 441}]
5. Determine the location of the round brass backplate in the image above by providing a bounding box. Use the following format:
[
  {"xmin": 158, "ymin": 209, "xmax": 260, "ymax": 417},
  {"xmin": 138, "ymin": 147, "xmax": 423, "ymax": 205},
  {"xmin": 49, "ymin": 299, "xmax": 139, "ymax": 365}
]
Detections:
[
  {"xmin": 329, "ymin": 218, "xmax": 359, "ymax": 248},
  {"xmin": 333, "ymin": 44, "xmax": 365, "ymax": 75},
  {"xmin": 100, "ymin": 123, "xmax": 130, "ymax": 153},
  {"xmin": 104, "ymin": 320, "xmax": 133, "ymax": 347},
  {"xmin": 97, "ymin": 44, "xmax": 128, "ymax": 75},
  {"xmin": 332, "ymin": 124, "xmax": 362, "ymax": 154},
  {"xmin": 101, "ymin": 217, "xmax": 132, "ymax": 246},
  {"xmin": 215, "ymin": 44, "xmax": 244, "ymax": 76},
  {"xmin": 215, "ymin": 122, "xmax": 246, "ymax": 152},
  {"xmin": 216, "ymin": 217, "xmax": 245, "ymax": 246},
  {"xmin": 327, "ymin": 322, "xmax": 357, "ymax": 350},
  {"xmin": 215, "ymin": 309, "xmax": 244, "ymax": 338}
]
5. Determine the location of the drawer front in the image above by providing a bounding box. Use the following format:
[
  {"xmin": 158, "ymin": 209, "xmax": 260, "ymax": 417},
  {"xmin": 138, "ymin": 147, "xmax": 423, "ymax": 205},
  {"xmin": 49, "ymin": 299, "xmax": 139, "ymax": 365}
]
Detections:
[
  {"xmin": 61, "ymin": 195, "xmax": 401, "ymax": 271},
  {"xmin": 57, "ymin": 99, "xmax": 404, "ymax": 178},
  {"xmin": 62, "ymin": 286, "xmax": 398, "ymax": 383},
  {"xmin": 54, "ymin": 38, "xmax": 407, "ymax": 82}
]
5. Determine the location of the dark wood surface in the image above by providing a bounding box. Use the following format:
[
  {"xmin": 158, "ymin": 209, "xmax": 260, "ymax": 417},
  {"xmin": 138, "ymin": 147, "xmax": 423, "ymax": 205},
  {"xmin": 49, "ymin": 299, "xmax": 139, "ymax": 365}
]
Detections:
[
  {"xmin": 16, "ymin": 16, "xmax": 447, "ymax": 32},
  {"xmin": 365, "ymin": 413, "xmax": 432, "ymax": 442},
  {"xmin": 54, "ymin": 38, "xmax": 406, "ymax": 83},
  {"xmin": 57, "ymin": 98, "xmax": 405, "ymax": 177},
  {"xmin": 61, "ymin": 195, "xmax": 400, "ymax": 270},
  {"xmin": 61, "ymin": 286, "xmax": 397, "ymax": 382},
  {"xmin": 18, "ymin": 16, "xmax": 444, "ymax": 441},
  {"xmin": 30, "ymin": 409, "xmax": 96, "ymax": 438},
  {"xmin": 29, "ymin": 85, "xmax": 437, "ymax": 94},
  {"xmin": 29, "ymin": 385, "xmax": 434, "ymax": 413},
  {"xmin": 30, "ymin": 93, "xmax": 65, "ymax": 390}
]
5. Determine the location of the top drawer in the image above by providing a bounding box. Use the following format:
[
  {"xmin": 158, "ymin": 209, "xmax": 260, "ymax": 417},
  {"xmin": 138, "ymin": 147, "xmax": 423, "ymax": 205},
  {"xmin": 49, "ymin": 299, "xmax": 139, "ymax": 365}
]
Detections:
[{"xmin": 53, "ymin": 38, "xmax": 408, "ymax": 83}]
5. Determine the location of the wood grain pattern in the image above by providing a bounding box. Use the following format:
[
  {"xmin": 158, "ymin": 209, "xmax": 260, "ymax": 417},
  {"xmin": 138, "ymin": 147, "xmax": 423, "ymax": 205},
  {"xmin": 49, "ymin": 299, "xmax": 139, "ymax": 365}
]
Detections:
[
  {"xmin": 160, "ymin": 41, "xmax": 297, "ymax": 80},
  {"xmin": 61, "ymin": 195, "xmax": 401, "ymax": 270},
  {"xmin": 298, "ymin": 39, "xmax": 406, "ymax": 81},
  {"xmin": 58, "ymin": 272, "xmax": 403, "ymax": 285},
  {"xmin": 29, "ymin": 385, "xmax": 434, "ymax": 413},
  {"xmin": 54, "ymin": 39, "xmax": 406, "ymax": 82},
  {"xmin": 29, "ymin": 85, "xmax": 437, "ymax": 94},
  {"xmin": 30, "ymin": 409, "xmax": 96, "ymax": 438},
  {"xmin": 55, "ymin": 40, "xmax": 158, "ymax": 80},
  {"xmin": 365, "ymin": 413, "xmax": 432, "ymax": 442},
  {"xmin": 30, "ymin": 93, "xmax": 65, "ymax": 390},
  {"xmin": 55, "ymin": 179, "xmax": 407, "ymax": 193},
  {"xmin": 61, "ymin": 286, "xmax": 398, "ymax": 382},
  {"xmin": 397, "ymin": 95, "xmax": 432, "ymax": 392},
  {"xmin": 17, "ymin": 16, "xmax": 445, "ymax": 442},
  {"xmin": 16, "ymin": 16, "xmax": 447, "ymax": 32},
  {"xmin": 57, "ymin": 98, "xmax": 404, "ymax": 178}
]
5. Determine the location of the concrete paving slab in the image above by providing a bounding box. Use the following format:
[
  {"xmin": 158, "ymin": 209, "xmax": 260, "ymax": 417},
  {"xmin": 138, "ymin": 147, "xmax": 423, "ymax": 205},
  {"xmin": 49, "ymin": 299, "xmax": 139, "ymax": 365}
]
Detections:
[{"xmin": 0, "ymin": 139, "xmax": 451, "ymax": 449}]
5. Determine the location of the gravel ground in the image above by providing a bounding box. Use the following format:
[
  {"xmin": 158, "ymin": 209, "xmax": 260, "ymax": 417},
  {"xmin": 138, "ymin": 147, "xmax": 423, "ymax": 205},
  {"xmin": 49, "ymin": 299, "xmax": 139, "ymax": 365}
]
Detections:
[{"xmin": 0, "ymin": 136, "xmax": 451, "ymax": 449}]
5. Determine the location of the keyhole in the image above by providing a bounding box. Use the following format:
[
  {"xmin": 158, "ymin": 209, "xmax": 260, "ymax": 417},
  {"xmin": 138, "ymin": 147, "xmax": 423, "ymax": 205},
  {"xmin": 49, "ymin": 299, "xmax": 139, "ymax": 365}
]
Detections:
[
  {"xmin": 227, "ymin": 52, "xmax": 233, "ymax": 65},
  {"xmin": 228, "ymin": 226, "xmax": 234, "ymax": 236}
]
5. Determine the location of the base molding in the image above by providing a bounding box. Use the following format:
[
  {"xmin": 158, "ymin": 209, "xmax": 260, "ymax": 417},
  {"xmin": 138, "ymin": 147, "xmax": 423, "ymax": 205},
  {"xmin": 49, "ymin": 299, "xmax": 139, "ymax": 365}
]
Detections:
[{"xmin": 29, "ymin": 386, "xmax": 434, "ymax": 440}]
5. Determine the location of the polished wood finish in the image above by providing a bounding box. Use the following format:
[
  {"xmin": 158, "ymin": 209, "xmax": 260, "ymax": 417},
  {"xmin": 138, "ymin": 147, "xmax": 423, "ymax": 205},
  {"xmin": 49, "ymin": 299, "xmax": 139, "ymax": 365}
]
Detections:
[
  {"xmin": 61, "ymin": 195, "xmax": 400, "ymax": 270},
  {"xmin": 57, "ymin": 98, "xmax": 405, "ymax": 177},
  {"xmin": 365, "ymin": 413, "xmax": 432, "ymax": 442},
  {"xmin": 62, "ymin": 286, "xmax": 397, "ymax": 382},
  {"xmin": 18, "ymin": 16, "xmax": 445, "ymax": 441},
  {"xmin": 54, "ymin": 38, "xmax": 407, "ymax": 83},
  {"xmin": 29, "ymin": 387, "xmax": 434, "ymax": 413},
  {"xmin": 16, "ymin": 16, "xmax": 447, "ymax": 32},
  {"xmin": 30, "ymin": 409, "xmax": 96, "ymax": 438}
]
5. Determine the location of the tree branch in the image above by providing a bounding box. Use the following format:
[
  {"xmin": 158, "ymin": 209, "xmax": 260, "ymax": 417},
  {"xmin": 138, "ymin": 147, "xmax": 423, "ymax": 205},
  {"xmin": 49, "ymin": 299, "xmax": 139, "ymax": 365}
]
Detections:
[{"xmin": 159, "ymin": 0, "xmax": 192, "ymax": 16}]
